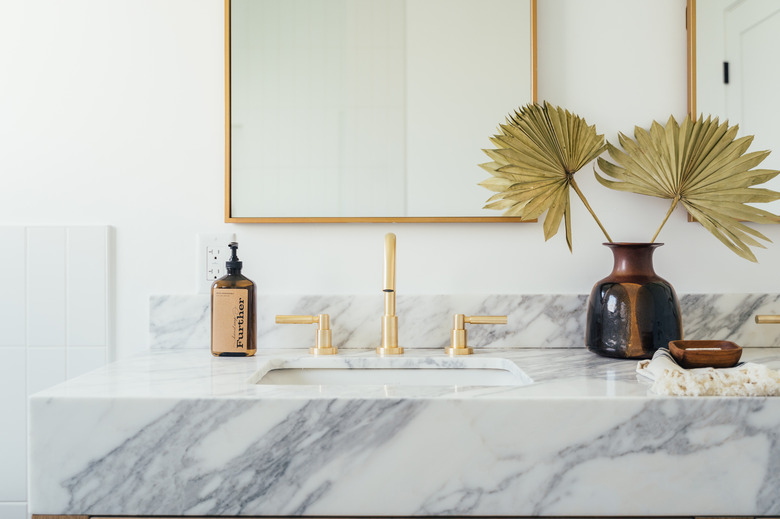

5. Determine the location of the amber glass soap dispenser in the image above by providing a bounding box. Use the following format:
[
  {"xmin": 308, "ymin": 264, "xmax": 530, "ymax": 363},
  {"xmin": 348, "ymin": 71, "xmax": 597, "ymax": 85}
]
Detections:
[{"xmin": 211, "ymin": 242, "xmax": 257, "ymax": 356}]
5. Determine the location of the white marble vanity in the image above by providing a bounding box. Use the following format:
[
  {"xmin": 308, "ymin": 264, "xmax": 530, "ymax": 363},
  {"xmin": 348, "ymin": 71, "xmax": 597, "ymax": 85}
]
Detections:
[{"xmin": 29, "ymin": 347, "xmax": 780, "ymax": 517}]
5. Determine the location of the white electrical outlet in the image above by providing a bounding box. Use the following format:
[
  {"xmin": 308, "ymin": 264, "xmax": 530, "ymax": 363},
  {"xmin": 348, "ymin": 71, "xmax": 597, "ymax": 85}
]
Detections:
[{"xmin": 198, "ymin": 233, "xmax": 236, "ymax": 293}]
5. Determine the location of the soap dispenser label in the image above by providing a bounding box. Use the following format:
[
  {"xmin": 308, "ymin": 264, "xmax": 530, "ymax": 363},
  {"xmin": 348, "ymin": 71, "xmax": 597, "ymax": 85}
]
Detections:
[{"xmin": 212, "ymin": 288, "xmax": 249, "ymax": 351}]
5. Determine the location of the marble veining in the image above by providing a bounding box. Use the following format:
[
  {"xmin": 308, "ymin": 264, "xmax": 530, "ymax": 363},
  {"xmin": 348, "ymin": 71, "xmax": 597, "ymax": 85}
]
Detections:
[
  {"xmin": 149, "ymin": 294, "xmax": 210, "ymax": 348},
  {"xmin": 61, "ymin": 398, "xmax": 425, "ymax": 516},
  {"xmin": 150, "ymin": 293, "xmax": 780, "ymax": 350},
  {"xmin": 681, "ymin": 293, "xmax": 780, "ymax": 347},
  {"xmin": 416, "ymin": 398, "xmax": 779, "ymax": 516},
  {"xmin": 29, "ymin": 348, "xmax": 780, "ymax": 516}
]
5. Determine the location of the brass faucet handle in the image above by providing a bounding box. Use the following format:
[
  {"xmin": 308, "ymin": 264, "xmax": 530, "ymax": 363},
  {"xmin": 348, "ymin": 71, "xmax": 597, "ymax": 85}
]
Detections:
[
  {"xmin": 465, "ymin": 315, "xmax": 508, "ymax": 325},
  {"xmin": 756, "ymin": 315, "xmax": 780, "ymax": 324},
  {"xmin": 446, "ymin": 313, "xmax": 508, "ymax": 356},
  {"xmin": 276, "ymin": 315, "xmax": 318, "ymax": 325},
  {"xmin": 275, "ymin": 314, "xmax": 337, "ymax": 355}
]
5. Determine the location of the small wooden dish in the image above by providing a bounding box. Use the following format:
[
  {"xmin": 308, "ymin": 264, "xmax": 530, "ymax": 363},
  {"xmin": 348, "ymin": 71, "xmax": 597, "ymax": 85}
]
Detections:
[{"xmin": 668, "ymin": 340, "xmax": 742, "ymax": 369}]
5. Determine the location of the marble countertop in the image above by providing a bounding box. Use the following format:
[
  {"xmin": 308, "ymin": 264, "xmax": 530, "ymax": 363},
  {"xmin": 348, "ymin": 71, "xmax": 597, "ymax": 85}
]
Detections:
[
  {"xmin": 32, "ymin": 347, "xmax": 682, "ymax": 399},
  {"xmin": 29, "ymin": 348, "xmax": 780, "ymax": 517}
]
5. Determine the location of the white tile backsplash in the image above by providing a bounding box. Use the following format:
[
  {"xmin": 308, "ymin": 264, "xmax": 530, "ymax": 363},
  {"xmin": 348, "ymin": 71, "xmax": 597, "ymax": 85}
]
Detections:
[
  {"xmin": 67, "ymin": 227, "xmax": 108, "ymax": 347},
  {"xmin": 0, "ymin": 503, "xmax": 27, "ymax": 519},
  {"xmin": 0, "ymin": 348, "xmax": 26, "ymax": 501},
  {"xmin": 0, "ymin": 228, "xmax": 26, "ymax": 347},
  {"xmin": 67, "ymin": 346, "xmax": 107, "ymax": 379},
  {"xmin": 26, "ymin": 227, "xmax": 67, "ymax": 347},
  {"xmin": 0, "ymin": 225, "xmax": 112, "ymax": 516},
  {"xmin": 27, "ymin": 347, "xmax": 67, "ymax": 395}
]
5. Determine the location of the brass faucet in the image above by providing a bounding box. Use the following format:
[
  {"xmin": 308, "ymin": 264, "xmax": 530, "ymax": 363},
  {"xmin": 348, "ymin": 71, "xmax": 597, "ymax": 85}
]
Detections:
[
  {"xmin": 756, "ymin": 315, "xmax": 780, "ymax": 324},
  {"xmin": 275, "ymin": 314, "xmax": 337, "ymax": 355},
  {"xmin": 377, "ymin": 233, "xmax": 403, "ymax": 355},
  {"xmin": 446, "ymin": 314, "xmax": 508, "ymax": 355}
]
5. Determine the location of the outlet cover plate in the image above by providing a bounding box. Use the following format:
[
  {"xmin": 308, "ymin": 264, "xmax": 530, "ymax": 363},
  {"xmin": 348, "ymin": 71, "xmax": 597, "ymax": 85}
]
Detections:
[{"xmin": 198, "ymin": 233, "xmax": 236, "ymax": 293}]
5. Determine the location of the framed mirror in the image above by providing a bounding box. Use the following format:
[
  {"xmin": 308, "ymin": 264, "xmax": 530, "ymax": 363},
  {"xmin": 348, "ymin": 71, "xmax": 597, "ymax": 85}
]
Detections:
[
  {"xmin": 688, "ymin": 0, "xmax": 780, "ymax": 213},
  {"xmin": 225, "ymin": 0, "xmax": 537, "ymax": 222}
]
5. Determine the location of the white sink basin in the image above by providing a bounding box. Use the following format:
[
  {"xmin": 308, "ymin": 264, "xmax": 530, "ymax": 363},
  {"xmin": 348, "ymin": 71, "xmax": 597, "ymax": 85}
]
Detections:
[{"xmin": 253, "ymin": 357, "xmax": 531, "ymax": 387}]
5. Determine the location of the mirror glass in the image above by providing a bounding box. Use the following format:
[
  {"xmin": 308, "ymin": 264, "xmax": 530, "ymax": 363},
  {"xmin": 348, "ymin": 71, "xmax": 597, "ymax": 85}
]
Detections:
[
  {"xmin": 692, "ymin": 0, "xmax": 780, "ymax": 213},
  {"xmin": 227, "ymin": 0, "xmax": 535, "ymax": 222}
]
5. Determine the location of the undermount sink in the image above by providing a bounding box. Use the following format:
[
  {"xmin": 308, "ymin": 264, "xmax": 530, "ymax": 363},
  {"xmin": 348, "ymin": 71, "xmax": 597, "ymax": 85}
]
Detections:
[{"xmin": 253, "ymin": 356, "xmax": 532, "ymax": 387}]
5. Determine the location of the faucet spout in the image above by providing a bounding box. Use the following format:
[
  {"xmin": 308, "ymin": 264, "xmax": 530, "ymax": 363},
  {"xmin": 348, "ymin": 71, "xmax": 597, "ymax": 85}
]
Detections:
[
  {"xmin": 378, "ymin": 233, "xmax": 403, "ymax": 355},
  {"xmin": 383, "ymin": 233, "xmax": 396, "ymax": 292}
]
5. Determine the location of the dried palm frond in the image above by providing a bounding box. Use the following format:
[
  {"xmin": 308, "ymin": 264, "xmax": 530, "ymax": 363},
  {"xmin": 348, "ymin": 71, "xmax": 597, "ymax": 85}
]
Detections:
[
  {"xmin": 479, "ymin": 102, "xmax": 609, "ymax": 251},
  {"xmin": 596, "ymin": 115, "xmax": 780, "ymax": 262}
]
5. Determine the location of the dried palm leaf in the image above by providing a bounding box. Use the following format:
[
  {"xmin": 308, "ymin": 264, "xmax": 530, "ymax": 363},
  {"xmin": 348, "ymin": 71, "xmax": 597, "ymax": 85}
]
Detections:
[
  {"xmin": 596, "ymin": 115, "xmax": 780, "ymax": 262},
  {"xmin": 480, "ymin": 102, "xmax": 609, "ymax": 251}
]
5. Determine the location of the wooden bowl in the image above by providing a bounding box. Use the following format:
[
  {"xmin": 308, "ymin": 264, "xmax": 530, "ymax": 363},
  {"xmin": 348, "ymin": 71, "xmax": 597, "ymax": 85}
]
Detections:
[{"xmin": 668, "ymin": 340, "xmax": 742, "ymax": 369}]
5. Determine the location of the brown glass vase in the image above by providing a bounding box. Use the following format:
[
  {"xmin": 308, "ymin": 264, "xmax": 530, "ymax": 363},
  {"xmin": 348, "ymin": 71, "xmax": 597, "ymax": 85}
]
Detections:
[{"xmin": 586, "ymin": 243, "xmax": 682, "ymax": 359}]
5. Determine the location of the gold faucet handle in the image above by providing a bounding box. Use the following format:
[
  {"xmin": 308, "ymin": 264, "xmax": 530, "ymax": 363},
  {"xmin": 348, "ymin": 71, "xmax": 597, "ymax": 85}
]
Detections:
[
  {"xmin": 446, "ymin": 314, "xmax": 507, "ymax": 356},
  {"xmin": 465, "ymin": 315, "xmax": 508, "ymax": 325},
  {"xmin": 275, "ymin": 314, "xmax": 338, "ymax": 355},
  {"xmin": 756, "ymin": 315, "xmax": 780, "ymax": 324}
]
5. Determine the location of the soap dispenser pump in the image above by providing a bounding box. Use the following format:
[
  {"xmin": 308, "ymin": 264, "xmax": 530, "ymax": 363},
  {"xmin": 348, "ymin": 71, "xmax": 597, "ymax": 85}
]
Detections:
[{"xmin": 211, "ymin": 242, "xmax": 257, "ymax": 356}]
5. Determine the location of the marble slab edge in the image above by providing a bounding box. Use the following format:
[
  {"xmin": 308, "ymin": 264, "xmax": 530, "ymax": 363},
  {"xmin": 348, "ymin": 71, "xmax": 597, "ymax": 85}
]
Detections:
[{"xmin": 29, "ymin": 392, "xmax": 780, "ymax": 517}]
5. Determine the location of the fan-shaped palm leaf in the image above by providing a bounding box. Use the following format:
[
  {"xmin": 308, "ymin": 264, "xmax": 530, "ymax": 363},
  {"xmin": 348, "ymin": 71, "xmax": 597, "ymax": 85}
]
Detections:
[
  {"xmin": 479, "ymin": 102, "xmax": 609, "ymax": 251},
  {"xmin": 596, "ymin": 115, "xmax": 780, "ymax": 262}
]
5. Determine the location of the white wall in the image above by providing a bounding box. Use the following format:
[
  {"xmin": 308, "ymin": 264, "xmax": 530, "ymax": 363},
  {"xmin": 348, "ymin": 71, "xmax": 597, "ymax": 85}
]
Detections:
[{"xmin": 2, "ymin": 0, "xmax": 780, "ymax": 362}]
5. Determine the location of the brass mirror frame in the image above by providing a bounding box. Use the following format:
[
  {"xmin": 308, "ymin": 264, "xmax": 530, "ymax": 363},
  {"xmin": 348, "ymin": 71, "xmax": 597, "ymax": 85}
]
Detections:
[
  {"xmin": 687, "ymin": 0, "xmax": 697, "ymax": 118},
  {"xmin": 686, "ymin": 0, "xmax": 696, "ymax": 222},
  {"xmin": 224, "ymin": 0, "xmax": 538, "ymax": 223}
]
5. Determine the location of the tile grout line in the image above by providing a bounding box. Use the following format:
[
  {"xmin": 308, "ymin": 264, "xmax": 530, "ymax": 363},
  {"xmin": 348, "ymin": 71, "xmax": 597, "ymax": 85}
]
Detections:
[
  {"xmin": 104, "ymin": 226, "xmax": 110, "ymax": 364},
  {"xmin": 22, "ymin": 226, "xmax": 28, "ymax": 513},
  {"xmin": 23, "ymin": 227, "xmax": 29, "ymax": 388},
  {"xmin": 64, "ymin": 227, "xmax": 69, "ymax": 378}
]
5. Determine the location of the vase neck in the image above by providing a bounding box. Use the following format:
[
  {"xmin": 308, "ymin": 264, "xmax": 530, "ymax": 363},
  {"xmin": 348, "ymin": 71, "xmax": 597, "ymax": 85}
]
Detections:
[{"xmin": 607, "ymin": 243, "xmax": 660, "ymax": 277}]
